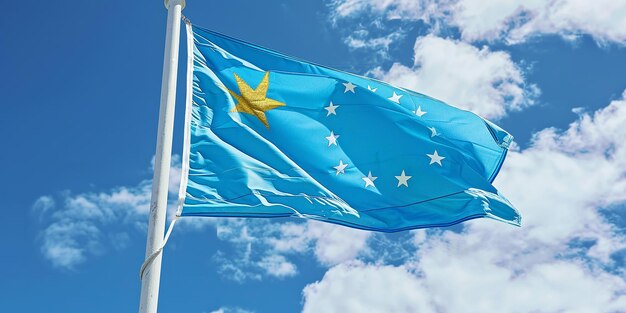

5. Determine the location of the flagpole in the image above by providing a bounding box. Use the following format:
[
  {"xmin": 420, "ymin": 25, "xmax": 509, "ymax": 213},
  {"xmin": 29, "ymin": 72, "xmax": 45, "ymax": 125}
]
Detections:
[{"xmin": 139, "ymin": 1, "xmax": 185, "ymax": 313}]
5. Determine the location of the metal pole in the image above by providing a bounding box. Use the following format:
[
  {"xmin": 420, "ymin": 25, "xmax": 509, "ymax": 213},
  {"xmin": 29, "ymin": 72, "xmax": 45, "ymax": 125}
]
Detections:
[{"xmin": 139, "ymin": 1, "xmax": 185, "ymax": 313}]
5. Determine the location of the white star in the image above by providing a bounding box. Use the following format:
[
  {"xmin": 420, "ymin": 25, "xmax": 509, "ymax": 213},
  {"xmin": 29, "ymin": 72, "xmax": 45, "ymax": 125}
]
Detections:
[
  {"xmin": 367, "ymin": 85, "xmax": 378, "ymax": 92},
  {"xmin": 325, "ymin": 102, "xmax": 339, "ymax": 116},
  {"xmin": 343, "ymin": 82, "xmax": 356, "ymax": 93},
  {"xmin": 413, "ymin": 106, "xmax": 427, "ymax": 117},
  {"xmin": 325, "ymin": 131, "xmax": 339, "ymax": 146},
  {"xmin": 334, "ymin": 160, "xmax": 348, "ymax": 175},
  {"xmin": 395, "ymin": 170, "xmax": 412, "ymax": 187},
  {"xmin": 388, "ymin": 91, "xmax": 403, "ymax": 104},
  {"xmin": 427, "ymin": 150, "xmax": 445, "ymax": 166},
  {"xmin": 362, "ymin": 171, "xmax": 378, "ymax": 188},
  {"xmin": 428, "ymin": 126, "xmax": 438, "ymax": 137}
]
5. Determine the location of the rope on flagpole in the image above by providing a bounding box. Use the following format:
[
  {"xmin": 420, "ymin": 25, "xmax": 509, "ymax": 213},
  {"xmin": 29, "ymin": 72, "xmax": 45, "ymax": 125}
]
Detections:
[
  {"xmin": 139, "ymin": 11, "xmax": 190, "ymax": 283},
  {"xmin": 139, "ymin": 215, "xmax": 180, "ymax": 280}
]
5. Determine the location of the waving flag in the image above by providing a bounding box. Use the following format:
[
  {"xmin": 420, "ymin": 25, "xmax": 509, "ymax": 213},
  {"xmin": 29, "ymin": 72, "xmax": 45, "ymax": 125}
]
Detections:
[{"xmin": 177, "ymin": 21, "xmax": 521, "ymax": 232}]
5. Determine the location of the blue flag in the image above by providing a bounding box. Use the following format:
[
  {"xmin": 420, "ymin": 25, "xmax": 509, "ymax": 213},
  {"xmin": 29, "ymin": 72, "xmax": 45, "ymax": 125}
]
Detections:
[{"xmin": 177, "ymin": 21, "xmax": 521, "ymax": 232}]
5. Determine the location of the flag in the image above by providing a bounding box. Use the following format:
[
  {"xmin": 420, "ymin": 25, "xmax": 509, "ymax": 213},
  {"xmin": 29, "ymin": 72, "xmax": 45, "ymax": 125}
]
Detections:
[{"xmin": 176, "ymin": 21, "xmax": 521, "ymax": 232}]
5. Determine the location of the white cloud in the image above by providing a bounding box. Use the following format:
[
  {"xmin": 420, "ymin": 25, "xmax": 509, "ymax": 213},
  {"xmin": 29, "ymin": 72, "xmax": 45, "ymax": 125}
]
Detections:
[
  {"xmin": 40, "ymin": 221, "xmax": 100, "ymax": 269},
  {"xmin": 445, "ymin": 0, "xmax": 626, "ymax": 44},
  {"xmin": 344, "ymin": 29, "xmax": 406, "ymax": 58},
  {"xmin": 496, "ymin": 91, "xmax": 626, "ymax": 245},
  {"xmin": 371, "ymin": 35, "xmax": 538, "ymax": 119},
  {"xmin": 267, "ymin": 221, "xmax": 371, "ymax": 266},
  {"xmin": 32, "ymin": 195, "xmax": 55, "ymax": 215},
  {"xmin": 302, "ymin": 91, "xmax": 626, "ymax": 312},
  {"xmin": 330, "ymin": 0, "xmax": 432, "ymax": 22},
  {"xmin": 208, "ymin": 307, "xmax": 254, "ymax": 313},
  {"xmin": 34, "ymin": 156, "xmax": 182, "ymax": 269},
  {"xmin": 36, "ymin": 184, "xmax": 151, "ymax": 269},
  {"xmin": 167, "ymin": 154, "xmax": 183, "ymax": 195},
  {"xmin": 304, "ymin": 256, "xmax": 626, "ymax": 313},
  {"xmin": 210, "ymin": 219, "xmax": 371, "ymax": 281},
  {"xmin": 329, "ymin": 0, "xmax": 626, "ymax": 45},
  {"xmin": 413, "ymin": 236, "xmax": 626, "ymax": 313},
  {"xmin": 302, "ymin": 221, "xmax": 371, "ymax": 265},
  {"xmin": 258, "ymin": 255, "xmax": 298, "ymax": 278},
  {"xmin": 302, "ymin": 261, "xmax": 435, "ymax": 313},
  {"xmin": 211, "ymin": 219, "xmax": 296, "ymax": 281}
]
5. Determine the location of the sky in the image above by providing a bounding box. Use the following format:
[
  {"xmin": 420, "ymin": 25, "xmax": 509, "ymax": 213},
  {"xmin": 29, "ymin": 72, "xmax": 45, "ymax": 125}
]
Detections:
[{"xmin": 2, "ymin": 0, "xmax": 626, "ymax": 312}]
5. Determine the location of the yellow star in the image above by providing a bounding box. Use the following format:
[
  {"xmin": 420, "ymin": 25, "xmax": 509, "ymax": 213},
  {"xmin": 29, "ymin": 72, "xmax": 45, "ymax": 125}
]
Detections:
[{"xmin": 227, "ymin": 71, "xmax": 285, "ymax": 128}]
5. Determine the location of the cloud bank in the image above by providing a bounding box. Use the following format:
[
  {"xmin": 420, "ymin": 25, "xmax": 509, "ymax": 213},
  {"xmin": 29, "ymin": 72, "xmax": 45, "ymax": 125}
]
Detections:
[
  {"xmin": 371, "ymin": 34, "xmax": 538, "ymax": 119},
  {"xmin": 330, "ymin": 0, "xmax": 626, "ymax": 45},
  {"xmin": 301, "ymin": 91, "xmax": 626, "ymax": 312},
  {"xmin": 34, "ymin": 156, "xmax": 181, "ymax": 269}
]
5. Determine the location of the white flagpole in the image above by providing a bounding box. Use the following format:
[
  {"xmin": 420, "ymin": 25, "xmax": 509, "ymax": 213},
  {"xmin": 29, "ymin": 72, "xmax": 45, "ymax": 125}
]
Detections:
[{"xmin": 139, "ymin": 1, "xmax": 185, "ymax": 313}]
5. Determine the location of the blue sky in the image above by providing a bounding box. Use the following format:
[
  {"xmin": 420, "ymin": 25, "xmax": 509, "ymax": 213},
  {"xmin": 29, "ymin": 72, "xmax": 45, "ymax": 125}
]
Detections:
[{"xmin": 2, "ymin": 0, "xmax": 626, "ymax": 312}]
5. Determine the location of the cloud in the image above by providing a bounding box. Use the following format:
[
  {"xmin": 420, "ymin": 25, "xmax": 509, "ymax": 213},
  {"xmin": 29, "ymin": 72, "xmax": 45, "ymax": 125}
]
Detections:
[
  {"xmin": 371, "ymin": 35, "xmax": 538, "ymax": 119},
  {"xmin": 330, "ymin": 0, "xmax": 432, "ymax": 22},
  {"xmin": 329, "ymin": 0, "xmax": 626, "ymax": 45},
  {"xmin": 258, "ymin": 255, "xmax": 298, "ymax": 278},
  {"xmin": 211, "ymin": 219, "xmax": 299, "ymax": 281},
  {"xmin": 442, "ymin": 0, "xmax": 626, "ymax": 44},
  {"xmin": 344, "ymin": 30, "xmax": 406, "ymax": 58},
  {"xmin": 303, "ymin": 250, "xmax": 626, "ymax": 313},
  {"xmin": 40, "ymin": 221, "xmax": 101, "ymax": 269},
  {"xmin": 34, "ymin": 155, "xmax": 182, "ymax": 269},
  {"xmin": 302, "ymin": 261, "xmax": 434, "ymax": 313},
  {"xmin": 270, "ymin": 221, "xmax": 371, "ymax": 266},
  {"xmin": 304, "ymin": 222, "xmax": 371, "ymax": 265},
  {"xmin": 210, "ymin": 219, "xmax": 371, "ymax": 281},
  {"xmin": 208, "ymin": 307, "xmax": 254, "ymax": 313},
  {"xmin": 32, "ymin": 195, "xmax": 55, "ymax": 215},
  {"xmin": 484, "ymin": 90, "xmax": 626, "ymax": 266},
  {"xmin": 302, "ymin": 91, "xmax": 626, "ymax": 312},
  {"xmin": 35, "ymin": 184, "xmax": 151, "ymax": 269}
]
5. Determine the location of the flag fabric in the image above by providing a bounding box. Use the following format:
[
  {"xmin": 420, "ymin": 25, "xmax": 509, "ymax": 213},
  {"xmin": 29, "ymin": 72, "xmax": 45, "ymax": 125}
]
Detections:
[{"xmin": 177, "ymin": 20, "xmax": 521, "ymax": 232}]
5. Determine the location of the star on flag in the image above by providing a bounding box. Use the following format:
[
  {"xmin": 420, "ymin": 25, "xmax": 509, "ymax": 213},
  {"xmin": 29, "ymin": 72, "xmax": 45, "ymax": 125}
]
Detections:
[
  {"xmin": 343, "ymin": 82, "xmax": 356, "ymax": 93},
  {"xmin": 395, "ymin": 170, "xmax": 412, "ymax": 187},
  {"xmin": 427, "ymin": 150, "xmax": 445, "ymax": 166},
  {"xmin": 388, "ymin": 91, "xmax": 402, "ymax": 104},
  {"xmin": 334, "ymin": 160, "xmax": 348, "ymax": 175},
  {"xmin": 428, "ymin": 126, "xmax": 438, "ymax": 137},
  {"xmin": 227, "ymin": 71, "xmax": 285, "ymax": 128},
  {"xmin": 362, "ymin": 171, "xmax": 377, "ymax": 188},
  {"xmin": 326, "ymin": 131, "xmax": 339, "ymax": 146},
  {"xmin": 413, "ymin": 106, "xmax": 427, "ymax": 117},
  {"xmin": 325, "ymin": 102, "xmax": 339, "ymax": 116}
]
